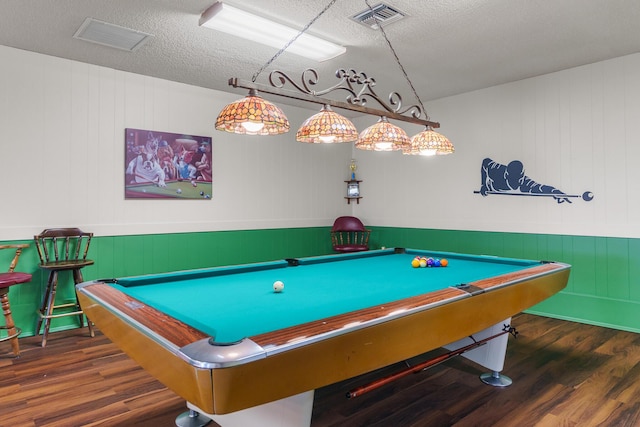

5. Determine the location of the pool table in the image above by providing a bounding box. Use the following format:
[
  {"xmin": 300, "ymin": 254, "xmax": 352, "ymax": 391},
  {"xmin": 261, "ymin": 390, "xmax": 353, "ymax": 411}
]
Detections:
[
  {"xmin": 125, "ymin": 179, "xmax": 212, "ymax": 199},
  {"xmin": 76, "ymin": 248, "xmax": 570, "ymax": 427}
]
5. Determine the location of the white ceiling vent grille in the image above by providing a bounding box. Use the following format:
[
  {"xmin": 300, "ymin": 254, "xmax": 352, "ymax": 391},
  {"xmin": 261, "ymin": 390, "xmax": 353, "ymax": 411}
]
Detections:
[
  {"xmin": 351, "ymin": 3, "xmax": 406, "ymax": 29},
  {"xmin": 73, "ymin": 18, "xmax": 152, "ymax": 52}
]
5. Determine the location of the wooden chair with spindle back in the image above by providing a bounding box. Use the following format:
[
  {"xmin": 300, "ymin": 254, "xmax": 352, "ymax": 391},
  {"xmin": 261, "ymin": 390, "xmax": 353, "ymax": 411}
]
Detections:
[
  {"xmin": 330, "ymin": 216, "xmax": 371, "ymax": 253},
  {"xmin": 34, "ymin": 228, "xmax": 95, "ymax": 346},
  {"xmin": 0, "ymin": 243, "xmax": 32, "ymax": 356}
]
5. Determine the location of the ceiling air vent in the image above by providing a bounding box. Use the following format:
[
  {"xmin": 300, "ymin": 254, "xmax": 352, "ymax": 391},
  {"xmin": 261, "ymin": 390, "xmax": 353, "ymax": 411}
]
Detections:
[
  {"xmin": 73, "ymin": 18, "xmax": 152, "ymax": 52},
  {"xmin": 351, "ymin": 3, "xmax": 406, "ymax": 29}
]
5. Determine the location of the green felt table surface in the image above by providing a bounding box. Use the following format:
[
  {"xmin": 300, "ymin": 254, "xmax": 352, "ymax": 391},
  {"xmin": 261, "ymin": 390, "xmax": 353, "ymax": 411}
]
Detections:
[{"xmin": 111, "ymin": 249, "xmax": 538, "ymax": 343}]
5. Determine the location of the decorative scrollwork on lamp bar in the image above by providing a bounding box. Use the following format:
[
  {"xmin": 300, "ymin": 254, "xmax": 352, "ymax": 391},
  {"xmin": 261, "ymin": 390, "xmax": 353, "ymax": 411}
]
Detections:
[
  {"xmin": 269, "ymin": 68, "xmax": 424, "ymax": 120},
  {"xmin": 226, "ymin": 72, "xmax": 439, "ymax": 129}
]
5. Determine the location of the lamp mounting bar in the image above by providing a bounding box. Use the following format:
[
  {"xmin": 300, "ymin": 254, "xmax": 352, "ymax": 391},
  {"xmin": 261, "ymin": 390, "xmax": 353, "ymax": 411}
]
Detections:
[{"xmin": 228, "ymin": 68, "xmax": 440, "ymax": 128}]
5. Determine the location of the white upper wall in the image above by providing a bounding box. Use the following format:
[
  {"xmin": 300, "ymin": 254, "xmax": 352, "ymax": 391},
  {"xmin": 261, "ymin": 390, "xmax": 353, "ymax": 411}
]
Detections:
[
  {"xmin": 0, "ymin": 45, "xmax": 353, "ymax": 240},
  {"xmin": 353, "ymin": 53, "xmax": 640, "ymax": 239},
  {"xmin": 1, "ymin": 45, "xmax": 638, "ymax": 240}
]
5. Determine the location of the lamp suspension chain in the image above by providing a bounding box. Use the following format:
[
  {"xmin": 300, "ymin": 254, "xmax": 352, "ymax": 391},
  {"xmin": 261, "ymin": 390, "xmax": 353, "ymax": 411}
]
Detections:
[
  {"xmin": 363, "ymin": 0, "xmax": 428, "ymax": 120},
  {"xmin": 251, "ymin": 0, "xmax": 340, "ymax": 82}
]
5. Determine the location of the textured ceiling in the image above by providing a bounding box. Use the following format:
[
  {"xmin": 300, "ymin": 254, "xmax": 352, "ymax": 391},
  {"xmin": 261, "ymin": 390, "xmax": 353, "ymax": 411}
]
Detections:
[{"xmin": 1, "ymin": 0, "xmax": 640, "ymax": 108}]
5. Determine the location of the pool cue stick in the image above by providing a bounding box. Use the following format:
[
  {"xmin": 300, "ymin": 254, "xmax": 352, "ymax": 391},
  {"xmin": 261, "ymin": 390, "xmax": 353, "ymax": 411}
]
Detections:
[
  {"xmin": 129, "ymin": 173, "xmax": 170, "ymax": 190},
  {"xmin": 473, "ymin": 190, "xmax": 576, "ymax": 198},
  {"xmin": 346, "ymin": 328, "xmax": 512, "ymax": 399},
  {"xmin": 129, "ymin": 172, "xmax": 156, "ymax": 184},
  {"xmin": 473, "ymin": 190, "xmax": 593, "ymax": 201}
]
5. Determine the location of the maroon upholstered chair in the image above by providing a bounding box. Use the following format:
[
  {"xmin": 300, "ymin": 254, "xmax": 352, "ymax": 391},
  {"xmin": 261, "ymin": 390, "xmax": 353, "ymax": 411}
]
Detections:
[
  {"xmin": 331, "ymin": 216, "xmax": 371, "ymax": 253},
  {"xmin": 0, "ymin": 243, "xmax": 32, "ymax": 356},
  {"xmin": 34, "ymin": 228, "xmax": 95, "ymax": 347}
]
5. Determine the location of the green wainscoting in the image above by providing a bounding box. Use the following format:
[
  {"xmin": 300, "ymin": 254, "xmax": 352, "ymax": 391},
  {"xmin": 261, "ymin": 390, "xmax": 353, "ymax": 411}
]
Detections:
[{"xmin": 2, "ymin": 227, "xmax": 639, "ymax": 341}]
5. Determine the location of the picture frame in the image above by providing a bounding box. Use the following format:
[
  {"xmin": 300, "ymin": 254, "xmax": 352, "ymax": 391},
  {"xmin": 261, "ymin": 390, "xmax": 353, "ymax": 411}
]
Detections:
[{"xmin": 124, "ymin": 128, "xmax": 212, "ymax": 200}]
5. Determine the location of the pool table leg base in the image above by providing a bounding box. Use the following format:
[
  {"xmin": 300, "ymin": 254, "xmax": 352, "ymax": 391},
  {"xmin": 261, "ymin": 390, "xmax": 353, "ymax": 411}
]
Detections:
[
  {"xmin": 444, "ymin": 318, "xmax": 512, "ymax": 385},
  {"xmin": 186, "ymin": 390, "xmax": 314, "ymax": 427},
  {"xmin": 175, "ymin": 409, "xmax": 211, "ymax": 427},
  {"xmin": 480, "ymin": 371, "xmax": 513, "ymax": 387}
]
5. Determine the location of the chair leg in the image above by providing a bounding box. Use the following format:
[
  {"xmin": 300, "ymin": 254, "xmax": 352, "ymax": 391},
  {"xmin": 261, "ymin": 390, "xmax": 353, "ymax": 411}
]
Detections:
[
  {"xmin": 36, "ymin": 270, "xmax": 54, "ymax": 336},
  {"xmin": 73, "ymin": 269, "xmax": 94, "ymax": 338},
  {"xmin": 72, "ymin": 270, "xmax": 84, "ymax": 327},
  {"xmin": 1, "ymin": 290, "xmax": 20, "ymax": 356},
  {"xmin": 39, "ymin": 271, "xmax": 58, "ymax": 347}
]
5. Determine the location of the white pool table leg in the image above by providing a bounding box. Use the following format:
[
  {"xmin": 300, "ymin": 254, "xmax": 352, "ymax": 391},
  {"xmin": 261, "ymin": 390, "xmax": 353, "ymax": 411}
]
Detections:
[
  {"xmin": 178, "ymin": 390, "xmax": 315, "ymax": 427},
  {"xmin": 443, "ymin": 318, "xmax": 513, "ymax": 386}
]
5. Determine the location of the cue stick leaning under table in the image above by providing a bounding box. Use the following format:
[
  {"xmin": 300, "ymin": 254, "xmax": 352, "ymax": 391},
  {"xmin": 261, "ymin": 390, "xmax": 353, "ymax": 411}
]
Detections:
[{"xmin": 346, "ymin": 326, "xmax": 516, "ymax": 398}]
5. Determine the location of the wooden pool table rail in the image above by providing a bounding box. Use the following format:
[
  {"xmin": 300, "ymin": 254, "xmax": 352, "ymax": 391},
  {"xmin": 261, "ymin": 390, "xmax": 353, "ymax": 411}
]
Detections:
[{"xmin": 77, "ymin": 261, "xmax": 567, "ymax": 362}]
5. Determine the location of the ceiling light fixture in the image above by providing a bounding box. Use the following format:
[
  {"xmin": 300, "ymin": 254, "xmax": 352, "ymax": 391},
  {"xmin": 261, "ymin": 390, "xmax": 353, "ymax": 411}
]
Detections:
[
  {"xmin": 216, "ymin": 89, "xmax": 290, "ymax": 135},
  {"xmin": 199, "ymin": 2, "xmax": 346, "ymax": 62},
  {"xmin": 355, "ymin": 116, "xmax": 410, "ymax": 151},
  {"xmin": 211, "ymin": 0, "xmax": 453, "ymax": 155},
  {"xmin": 403, "ymin": 126, "xmax": 455, "ymax": 156},
  {"xmin": 296, "ymin": 105, "xmax": 358, "ymax": 143}
]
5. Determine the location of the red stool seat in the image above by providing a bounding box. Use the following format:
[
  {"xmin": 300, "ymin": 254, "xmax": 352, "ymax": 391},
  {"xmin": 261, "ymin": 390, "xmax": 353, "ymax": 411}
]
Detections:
[
  {"xmin": 330, "ymin": 216, "xmax": 371, "ymax": 253},
  {"xmin": 0, "ymin": 272, "xmax": 33, "ymax": 288},
  {"xmin": 1, "ymin": 243, "xmax": 32, "ymax": 357}
]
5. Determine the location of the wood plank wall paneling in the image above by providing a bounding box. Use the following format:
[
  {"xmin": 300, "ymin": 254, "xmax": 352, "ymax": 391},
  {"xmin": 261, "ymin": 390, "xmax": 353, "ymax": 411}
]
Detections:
[{"xmin": 1, "ymin": 227, "xmax": 639, "ymax": 340}]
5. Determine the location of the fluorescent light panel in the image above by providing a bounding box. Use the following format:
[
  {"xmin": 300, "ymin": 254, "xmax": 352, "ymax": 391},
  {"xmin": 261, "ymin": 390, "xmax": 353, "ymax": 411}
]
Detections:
[{"xmin": 199, "ymin": 2, "xmax": 346, "ymax": 62}]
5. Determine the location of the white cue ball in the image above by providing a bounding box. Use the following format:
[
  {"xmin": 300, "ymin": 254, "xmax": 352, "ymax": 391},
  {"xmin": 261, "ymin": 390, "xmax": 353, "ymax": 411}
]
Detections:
[{"xmin": 273, "ymin": 280, "xmax": 284, "ymax": 293}]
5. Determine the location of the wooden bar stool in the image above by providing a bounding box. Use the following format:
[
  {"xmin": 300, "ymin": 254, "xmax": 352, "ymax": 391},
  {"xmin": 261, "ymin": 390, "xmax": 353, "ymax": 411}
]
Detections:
[
  {"xmin": 34, "ymin": 228, "xmax": 95, "ymax": 347},
  {"xmin": 0, "ymin": 243, "xmax": 32, "ymax": 356}
]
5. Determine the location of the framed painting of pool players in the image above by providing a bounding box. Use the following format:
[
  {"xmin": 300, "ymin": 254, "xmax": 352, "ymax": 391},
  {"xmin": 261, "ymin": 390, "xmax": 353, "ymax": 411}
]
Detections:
[{"xmin": 124, "ymin": 128, "xmax": 212, "ymax": 200}]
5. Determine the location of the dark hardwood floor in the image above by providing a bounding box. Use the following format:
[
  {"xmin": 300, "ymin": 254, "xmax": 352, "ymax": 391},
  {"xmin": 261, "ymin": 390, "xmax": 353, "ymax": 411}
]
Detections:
[{"xmin": 2, "ymin": 314, "xmax": 639, "ymax": 427}]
